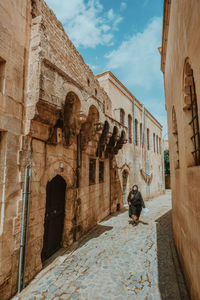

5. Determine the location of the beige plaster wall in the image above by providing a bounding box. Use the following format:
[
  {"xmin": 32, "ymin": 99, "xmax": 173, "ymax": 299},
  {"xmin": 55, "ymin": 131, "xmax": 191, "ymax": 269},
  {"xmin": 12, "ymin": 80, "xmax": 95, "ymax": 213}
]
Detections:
[{"xmin": 162, "ymin": 0, "xmax": 200, "ymax": 298}]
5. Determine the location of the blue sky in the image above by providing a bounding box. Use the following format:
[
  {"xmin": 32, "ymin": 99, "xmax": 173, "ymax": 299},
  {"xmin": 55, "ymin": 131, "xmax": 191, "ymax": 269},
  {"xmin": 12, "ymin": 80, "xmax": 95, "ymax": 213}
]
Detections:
[{"xmin": 45, "ymin": 0, "xmax": 167, "ymax": 136}]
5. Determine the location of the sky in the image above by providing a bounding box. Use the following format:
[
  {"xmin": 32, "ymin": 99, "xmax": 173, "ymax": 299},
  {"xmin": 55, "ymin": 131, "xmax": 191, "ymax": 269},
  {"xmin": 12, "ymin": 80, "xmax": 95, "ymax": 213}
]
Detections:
[{"xmin": 45, "ymin": 0, "xmax": 167, "ymax": 137}]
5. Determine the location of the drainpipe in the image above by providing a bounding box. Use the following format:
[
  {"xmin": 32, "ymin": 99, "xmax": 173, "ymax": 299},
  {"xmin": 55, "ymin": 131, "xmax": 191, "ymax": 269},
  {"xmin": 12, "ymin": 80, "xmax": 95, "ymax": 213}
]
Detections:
[
  {"xmin": 18, "ymin": 140, "xmax": 33, "ymax": 292},
  {"xmin": 17, "ymin": 167, "xmax": 28, "ymax": 293},
  {"xmin": 22, "ymin": 166, "xmax": 32, "ymax": 288},
  {"xmin": 133, "ymin": 98, "xmax": 136, "ymax": 184}
]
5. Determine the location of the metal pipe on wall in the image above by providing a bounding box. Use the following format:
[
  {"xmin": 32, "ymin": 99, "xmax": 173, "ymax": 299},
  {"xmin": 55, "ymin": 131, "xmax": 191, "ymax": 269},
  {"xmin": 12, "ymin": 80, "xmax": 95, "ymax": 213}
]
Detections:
[
  {"xmin": 133, "ymin": 98, "xmax": 137, "ymax": 184},
  {"xmin": 22, "ymin": 166, "xmax": 32, "ymax": 288},
  {"xmin": 17, "ymin": 167, "xmax": 28, "ymax": 293}
]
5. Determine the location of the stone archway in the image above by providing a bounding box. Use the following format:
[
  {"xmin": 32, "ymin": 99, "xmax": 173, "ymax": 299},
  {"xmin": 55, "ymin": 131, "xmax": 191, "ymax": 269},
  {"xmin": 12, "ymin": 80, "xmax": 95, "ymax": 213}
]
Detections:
[{"xmin": 41, "ymin": 175, "xmax": 66, "ymax": 263}]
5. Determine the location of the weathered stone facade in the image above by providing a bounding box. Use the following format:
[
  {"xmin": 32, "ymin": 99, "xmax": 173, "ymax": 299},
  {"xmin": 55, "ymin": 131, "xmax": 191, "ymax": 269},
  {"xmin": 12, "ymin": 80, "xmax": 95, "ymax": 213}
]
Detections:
[
  {"xmin": 0, "ymin": 0, "xmax": 163, "ymax": 299},
  {"xmin": 161, "ymin": 1, "xmax": 200, "ymax": 299},
  {"xmin": 97, "ymin": 71, "xmax": 164, "ymax": 202}
]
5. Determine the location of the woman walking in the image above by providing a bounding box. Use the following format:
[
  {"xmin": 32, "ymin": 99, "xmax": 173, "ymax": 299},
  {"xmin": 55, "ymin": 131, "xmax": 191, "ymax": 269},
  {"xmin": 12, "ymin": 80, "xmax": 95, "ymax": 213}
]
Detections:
[{"xmin": 128, "ymin": 185, "xmax": 145, "ymax": 226}]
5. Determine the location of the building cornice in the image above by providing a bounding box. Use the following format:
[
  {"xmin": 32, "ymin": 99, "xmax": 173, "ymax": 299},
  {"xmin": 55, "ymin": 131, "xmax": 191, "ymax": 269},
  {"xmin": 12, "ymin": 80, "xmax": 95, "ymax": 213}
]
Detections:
[
  {"xmin": 96, "ymin": 71, "xmax": 163, "ymax": 130},
  {"xmin": 161, "ymin": 0, "xmax": 171, "ymax": 73}
]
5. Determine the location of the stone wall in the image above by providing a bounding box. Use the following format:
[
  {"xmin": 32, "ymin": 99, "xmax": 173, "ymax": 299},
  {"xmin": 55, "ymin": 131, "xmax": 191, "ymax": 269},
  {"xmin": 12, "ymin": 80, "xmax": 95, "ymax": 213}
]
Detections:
[
  {"xmin": 0, "ymin": 0, "xmax": 31, "ymax": 298},
  {"xmin": 0, "ymin": 0, "xmax": 164, "ymax": 299},
  {"xmin": 161, "ymin": 1, "xmax": 200, "ymax": 299},
  {"xmin": 97, "ymin": 71, "xmax": 164, "ymax": 201}
]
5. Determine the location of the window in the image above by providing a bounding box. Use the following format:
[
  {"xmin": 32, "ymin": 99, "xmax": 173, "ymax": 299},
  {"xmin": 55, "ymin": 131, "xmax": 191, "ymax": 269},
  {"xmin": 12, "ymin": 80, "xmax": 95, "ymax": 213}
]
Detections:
[
  {"xmin": 135, "ymin": 119, "xmax": 138, "ymax": 145},
  {"xmin": 89, "ymin": 158, "xmax": 96, "ymax": 185},
  {"xmin": 128, "ymin": 115, "xmax": 132, "ymax": 143},
  {"xmin": 156, "ymin": 135, "xmax": 158, "ymax": 153},
  {"xmin": 183, "ymin": 60, "xmax": 200, "ymax": 166},
  {"xmin": 120, "ymin": 109, "xmax": 125, "ymax": 125},
  {"xmin": 159, "ymin": 137, "xmax": 161, "ymax": 154},
  {"xmin": 140, "ymin": 123, "xmax": 144, "ymax": 147},
  {"xmin": 99, "ymin": 161, "xmax": 104, "ymax": 182},
  {"xmin": 153, "ymin": 133, "xmax": 155, "ymax": 152},
  {"xmin": 95, "ymin": 88, "xmax": 97, "ymax": 96},
  {"xmin": 140, "ymin": 123, "xmax": 142, "ymax": 146},
  {"xmin": 147, "ymin": 128, "xmax": 150, "ymax": 150},
  {"xmin": 0, "ymin": 57, "xmax": 6, "ymax": 94}
]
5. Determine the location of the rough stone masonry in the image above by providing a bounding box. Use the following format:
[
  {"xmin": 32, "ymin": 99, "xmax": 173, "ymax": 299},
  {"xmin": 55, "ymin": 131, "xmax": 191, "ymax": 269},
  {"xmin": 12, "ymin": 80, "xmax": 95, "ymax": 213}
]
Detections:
[{"xmin": 0, "ymin": 0, "xmax": 163, "ymax": 299}]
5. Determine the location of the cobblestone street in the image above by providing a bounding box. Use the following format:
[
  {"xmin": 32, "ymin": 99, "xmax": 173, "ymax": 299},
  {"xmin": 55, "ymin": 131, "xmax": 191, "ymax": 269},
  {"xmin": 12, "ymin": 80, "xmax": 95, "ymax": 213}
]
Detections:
[{"xmin": 14, "ymin": 191, "xmax": 189, "ymax": 300}]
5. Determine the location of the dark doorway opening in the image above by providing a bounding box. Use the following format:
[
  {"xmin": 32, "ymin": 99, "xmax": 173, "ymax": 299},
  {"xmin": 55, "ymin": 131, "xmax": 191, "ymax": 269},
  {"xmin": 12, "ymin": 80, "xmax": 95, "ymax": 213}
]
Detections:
[{"xmin": 41, "ymin": 175, "xmax": 66, "ymax": 263}]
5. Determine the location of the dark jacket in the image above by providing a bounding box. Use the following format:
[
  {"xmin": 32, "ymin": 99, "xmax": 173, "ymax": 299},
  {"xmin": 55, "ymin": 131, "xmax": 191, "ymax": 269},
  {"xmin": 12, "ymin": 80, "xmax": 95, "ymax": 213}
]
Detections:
[{"xmin": 127, "ymin": 190, "xmax": 145, "ymax": 208}]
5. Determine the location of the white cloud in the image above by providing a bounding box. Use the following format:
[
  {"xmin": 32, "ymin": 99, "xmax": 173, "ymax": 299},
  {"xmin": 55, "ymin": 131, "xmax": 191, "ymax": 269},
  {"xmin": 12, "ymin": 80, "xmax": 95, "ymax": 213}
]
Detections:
[
  {"xmin": 105, "ymin": 17, "xmax": 163, "ymax": 90},
  {"xmin": 45, "ymin": 0, "xmax": 123, "ymax": 48},
  {"xmin": 105, "ymin": 17, "xmax": 167, "ymax": 132},
  {"xmin": 120, "ymin": 2, "xmax": 127, "ymax": 12}
]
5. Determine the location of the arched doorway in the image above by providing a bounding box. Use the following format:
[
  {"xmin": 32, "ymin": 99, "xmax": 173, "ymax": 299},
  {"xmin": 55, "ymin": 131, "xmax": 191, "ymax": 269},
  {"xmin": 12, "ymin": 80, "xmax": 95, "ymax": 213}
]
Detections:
[
  {"xmin": 122, "ymin": 170, "xmax": 128, "ymax": 204},
  {"xmin": 41, "ymin": 175, "xmax": 66, "ymax": 263}
]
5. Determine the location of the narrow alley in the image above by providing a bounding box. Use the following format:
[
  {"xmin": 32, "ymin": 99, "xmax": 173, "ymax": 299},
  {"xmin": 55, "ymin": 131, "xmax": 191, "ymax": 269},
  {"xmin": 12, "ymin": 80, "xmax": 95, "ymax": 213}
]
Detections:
[{"xmin": 14, "ymin": 191, "xmax": 189, "ymax": 300}]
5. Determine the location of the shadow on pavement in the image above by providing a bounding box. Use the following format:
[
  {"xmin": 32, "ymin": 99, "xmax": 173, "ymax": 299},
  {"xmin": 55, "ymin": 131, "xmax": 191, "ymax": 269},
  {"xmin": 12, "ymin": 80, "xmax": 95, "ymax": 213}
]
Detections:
[
  {"xmin": 43, "ymin": 224, "xmax": 113, "ymax": 267},
  {"xmin": 156, "ymin": 210, "xmax": 190, "ymax": 300}
]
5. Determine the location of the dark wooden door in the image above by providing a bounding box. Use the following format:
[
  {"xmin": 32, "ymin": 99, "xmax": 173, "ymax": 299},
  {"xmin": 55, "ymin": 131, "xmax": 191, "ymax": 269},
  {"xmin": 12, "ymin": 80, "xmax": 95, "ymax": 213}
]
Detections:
[{"xmin": 41, "ymin": 175, "xmax": 66, "ymax": 263}]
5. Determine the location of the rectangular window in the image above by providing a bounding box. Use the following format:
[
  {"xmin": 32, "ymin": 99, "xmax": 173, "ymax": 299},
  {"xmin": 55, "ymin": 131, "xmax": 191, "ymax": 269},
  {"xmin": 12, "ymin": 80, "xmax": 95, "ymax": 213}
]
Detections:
[
  {"xmin": 147, "ymin": 128, "xmax": 150, "ymax": 150},
  {"xmin": 135, "ymin": 119, "xmax": 138, "ymax": 145},
  {"xmin": 89, "ymin": 158, "xmax": 96, "ymax": 185},
  {"xmin": 120, "ymin": 109, "xmax": 125, "ymax": 125},
  {"xmin": 156, "ymin": 135, "xmax": 158, "ymax": 153},
  {"xmin": 159, "ymin": 138, "xmax": 161, "ymax": 154},
  {"xmin": 153, "ymin": 133, "xmax": 155, "ymax": 152},
  {"xmin": 99, "ymin": 161, "xmax": 104, "ymax": 182},
  {"xmin": 0, "ymin": 57, "xmax": 6, "ymax": 94}
]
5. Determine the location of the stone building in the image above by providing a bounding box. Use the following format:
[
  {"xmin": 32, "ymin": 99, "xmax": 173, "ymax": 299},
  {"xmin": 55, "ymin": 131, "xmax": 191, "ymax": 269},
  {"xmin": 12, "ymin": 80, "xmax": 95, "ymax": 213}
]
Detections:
[
  {"xmin": 0, "ymin": 0, "xmax": 163, "ymax": 299},
  {"xmin": 97, "ymin": 71, "xmax": 164, "ymax": 201},
  {"xmin": 161, "ymin": 0, "xmax": 200, "ymax": 299}
]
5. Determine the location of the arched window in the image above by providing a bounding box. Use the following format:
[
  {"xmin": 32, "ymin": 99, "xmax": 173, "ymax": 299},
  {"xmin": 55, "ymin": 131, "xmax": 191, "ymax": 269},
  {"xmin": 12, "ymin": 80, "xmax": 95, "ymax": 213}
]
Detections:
[
  {"xmin": 128, "ymin": 115, "xmax": 132, "ymax": 143},
  {"xmin": 120, "ymin": 108, "xmax": 125, "ymax": 125},
  {"xmin": 183, "ymin": 59, "xmax": 200, "ymax": 166},
  {"xmin": 172, "ymin": 106, "xmax": 179, "ymax": 169},
  {"xmin": 153, "ymin": 133, "xmax": 155, "ymax": 153},
  {"xmin": 135, "ymin": 119, "xmax": 138, "ymax": 145},
  {"xmin": 147, "ymin": 128, "xmax": 150, "ymax": 150}
]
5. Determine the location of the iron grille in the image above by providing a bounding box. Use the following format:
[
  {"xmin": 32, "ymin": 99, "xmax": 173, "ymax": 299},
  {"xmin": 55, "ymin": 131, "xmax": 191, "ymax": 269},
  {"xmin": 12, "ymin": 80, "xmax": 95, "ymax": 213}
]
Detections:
[{"xmin": 189, "ymin": 77, "xmax": 200, "ymax": 165}]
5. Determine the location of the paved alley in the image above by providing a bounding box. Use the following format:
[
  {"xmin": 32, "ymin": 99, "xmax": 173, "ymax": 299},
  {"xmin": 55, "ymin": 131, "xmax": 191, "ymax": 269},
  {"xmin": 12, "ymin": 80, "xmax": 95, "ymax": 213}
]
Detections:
[{"xmin": 14, "ymin": 191, "xmax": 189, "ymax": 300}]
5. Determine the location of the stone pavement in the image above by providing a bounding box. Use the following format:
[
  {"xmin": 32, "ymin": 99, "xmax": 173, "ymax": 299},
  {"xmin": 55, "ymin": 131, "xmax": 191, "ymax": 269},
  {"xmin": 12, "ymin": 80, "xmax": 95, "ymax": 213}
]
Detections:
[{"xmin": 14, "ymin": 191, "xmax": 189, "ymax": 300}]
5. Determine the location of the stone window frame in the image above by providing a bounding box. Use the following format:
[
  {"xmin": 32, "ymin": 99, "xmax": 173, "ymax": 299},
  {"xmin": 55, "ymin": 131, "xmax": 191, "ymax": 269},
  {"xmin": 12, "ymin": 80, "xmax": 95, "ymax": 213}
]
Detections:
[
  {"xmin": 159, "ymin": 137, "xmax": 161, "ymax": 154},
  {"xmin": 99, "ymin": 160, "xmax": 104, "ymax": 183},
  {"xmin": 156, "ymin": 135, "xmax": 158, "ymax": 154},
  {"xmin": 128, "ymin": 114, "xmax": 132, "ymax": 143},
  {"xmin": 183, "ymin": 58, "xmax": 200, "ymax": 166},
  {"xmin": 0, "ymin": 57, "xmax": 6, "ymax": 94},
  {"xmin": 135, "ymin": 119, "xmax": 138, "ymax": 146},
  {"xmin": 89, "ymin": 158, "xmax": 96, "ymax": 185},
  {"xmin": 153, "ymin": 133, "xmax": 155, "ymax": 153},
  {"xmin": 120, "ymin": 108, "xmax": 125, "ymax": 125},
  {"xmin": 140, "ymin": 123, "xmax": 144, "ymax": 147},
  {"xmin": 147, "ymin": 128, "xmax": 150, "ymax": 150}
]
